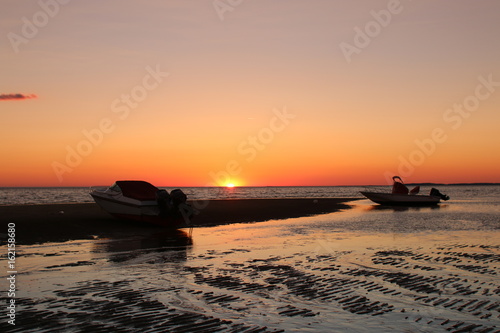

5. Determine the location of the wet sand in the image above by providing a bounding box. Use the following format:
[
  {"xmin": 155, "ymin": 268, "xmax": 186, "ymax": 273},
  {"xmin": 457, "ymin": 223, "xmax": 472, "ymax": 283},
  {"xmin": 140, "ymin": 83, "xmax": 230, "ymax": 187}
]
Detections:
[
  {"xmin": 0, "ymin": 198, "xmax": 357, "ymax": 245},
  {"xmin": 1, "ymin": 200, "xmax": 499, "ymax": 332}
]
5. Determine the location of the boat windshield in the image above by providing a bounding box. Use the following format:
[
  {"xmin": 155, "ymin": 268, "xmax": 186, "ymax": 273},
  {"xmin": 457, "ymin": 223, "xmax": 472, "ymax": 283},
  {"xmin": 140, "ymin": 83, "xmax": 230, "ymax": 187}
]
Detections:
[{"xmin": 107, "ymin": 183, "xmax": 122, "ymax": 193}]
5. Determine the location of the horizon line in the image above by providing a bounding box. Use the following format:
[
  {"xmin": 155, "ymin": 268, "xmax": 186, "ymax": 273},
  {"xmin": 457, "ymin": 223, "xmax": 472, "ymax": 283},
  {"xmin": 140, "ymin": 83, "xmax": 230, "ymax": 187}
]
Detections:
[{"xmin": 1, "ymin": 182, "xmax": 499, "ymax": 188}]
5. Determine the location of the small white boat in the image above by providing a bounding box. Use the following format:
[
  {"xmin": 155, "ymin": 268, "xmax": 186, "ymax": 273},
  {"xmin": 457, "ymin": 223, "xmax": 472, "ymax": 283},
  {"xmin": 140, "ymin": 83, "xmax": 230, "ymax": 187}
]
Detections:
[
  {"xmin": 90, "ymin": 180, "xmax": 195, "ymax": 227},
  {"xmin": 361, "ymin": 176, "xmax": 449, "ymax": 206}
]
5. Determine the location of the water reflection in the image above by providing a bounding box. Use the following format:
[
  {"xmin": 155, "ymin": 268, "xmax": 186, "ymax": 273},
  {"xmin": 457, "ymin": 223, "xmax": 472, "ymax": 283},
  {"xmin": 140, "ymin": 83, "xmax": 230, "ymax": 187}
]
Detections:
[
  {"xmin": 93, "ymin": 229, "xmax": 193, "ymax": 263},
  {"xmin": 315, "ymin": 201, "xmax": 474, "ymax": 234}
]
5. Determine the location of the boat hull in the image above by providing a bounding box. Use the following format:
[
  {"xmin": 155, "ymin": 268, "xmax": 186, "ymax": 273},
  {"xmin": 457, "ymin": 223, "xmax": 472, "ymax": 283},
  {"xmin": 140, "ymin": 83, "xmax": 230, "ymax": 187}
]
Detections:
[
  {"xmin": 90, "ymin": 192, "xmax": 190, "ymax": 228},
  {"xmin": 360, "ymin": 191, "xmax": 441, "ymax": 206}
]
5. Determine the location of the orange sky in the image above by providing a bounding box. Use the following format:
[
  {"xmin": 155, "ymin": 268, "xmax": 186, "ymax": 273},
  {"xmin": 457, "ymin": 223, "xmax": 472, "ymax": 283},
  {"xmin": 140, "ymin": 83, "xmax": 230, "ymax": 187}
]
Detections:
[{"xmin": 1, "ymin": 1, "xmax": 500, "ymax": 187}]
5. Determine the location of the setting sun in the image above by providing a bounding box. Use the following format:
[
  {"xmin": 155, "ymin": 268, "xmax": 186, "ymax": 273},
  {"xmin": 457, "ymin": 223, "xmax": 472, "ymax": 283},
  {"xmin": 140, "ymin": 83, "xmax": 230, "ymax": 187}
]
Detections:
[{"xmin": 226, "ymin": 183, "xmax": 235, "ymax": 188}]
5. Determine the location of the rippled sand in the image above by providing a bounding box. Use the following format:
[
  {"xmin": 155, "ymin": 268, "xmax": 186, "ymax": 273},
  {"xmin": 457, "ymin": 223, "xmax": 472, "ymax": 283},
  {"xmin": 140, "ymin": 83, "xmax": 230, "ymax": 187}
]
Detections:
[{"xmin": 2, "ymin": 201, "xmax": 499, "ymax": 332}]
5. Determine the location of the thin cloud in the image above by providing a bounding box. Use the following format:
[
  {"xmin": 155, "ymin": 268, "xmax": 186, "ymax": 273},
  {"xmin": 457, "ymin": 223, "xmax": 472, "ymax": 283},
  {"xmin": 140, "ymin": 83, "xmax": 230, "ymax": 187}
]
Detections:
[{"xmin": 0, "ymin": 93, "xmax": 37, "ymax": 101}]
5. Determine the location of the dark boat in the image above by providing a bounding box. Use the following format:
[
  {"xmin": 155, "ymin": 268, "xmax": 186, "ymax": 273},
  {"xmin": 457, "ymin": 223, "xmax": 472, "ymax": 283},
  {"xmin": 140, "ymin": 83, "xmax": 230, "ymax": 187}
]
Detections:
[{"xmin": 361, "ymin": 176, "xmax": 449, "ymax": 206}]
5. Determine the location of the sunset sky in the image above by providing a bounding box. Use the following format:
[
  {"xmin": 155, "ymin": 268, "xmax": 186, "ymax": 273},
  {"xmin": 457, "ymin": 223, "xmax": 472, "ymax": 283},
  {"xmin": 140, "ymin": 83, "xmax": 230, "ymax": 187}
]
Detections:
[{"xmin": 1, "ymin": 0, "xmax": 499, "ymax": 187}]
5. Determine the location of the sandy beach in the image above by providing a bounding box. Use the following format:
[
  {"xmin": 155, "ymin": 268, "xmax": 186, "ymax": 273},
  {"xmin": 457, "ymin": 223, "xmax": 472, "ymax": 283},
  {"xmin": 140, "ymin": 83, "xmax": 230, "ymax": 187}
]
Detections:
[
  {"xmin": 1, "ymin": 198, "xmax": 357, "ymax": 245},
  {"xmin": 1, "ymin": 199, "xmax": 499, "ymax": 332}
]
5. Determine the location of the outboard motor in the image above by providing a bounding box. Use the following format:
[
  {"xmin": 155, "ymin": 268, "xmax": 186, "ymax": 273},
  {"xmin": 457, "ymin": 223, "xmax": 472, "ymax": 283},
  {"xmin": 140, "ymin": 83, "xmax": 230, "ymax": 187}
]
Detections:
[
  {"xmin": 156, "ymin": 189, "xmax": 172, "ymax": 217},
  {"xmin": 170, "ymin": 189, "xmax": 187, "ymax": 207},
  {"xmin": 430, "ymin": 188, "xmax": 450, "ymax": 201}
]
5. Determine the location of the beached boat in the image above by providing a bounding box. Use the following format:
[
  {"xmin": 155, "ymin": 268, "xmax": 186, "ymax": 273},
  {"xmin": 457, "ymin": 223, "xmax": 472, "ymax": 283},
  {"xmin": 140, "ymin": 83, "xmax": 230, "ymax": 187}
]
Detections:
[
  {"xmin": 360, "ymin": 176, "xmax": 449, "ymax": 206},
  {"xmin": 90, "ymin": 180, "xmax": 196, "ymax": 227},
  {"xmin": 360, "ymin": 191, "xmax": 443, "ymax": 205}
]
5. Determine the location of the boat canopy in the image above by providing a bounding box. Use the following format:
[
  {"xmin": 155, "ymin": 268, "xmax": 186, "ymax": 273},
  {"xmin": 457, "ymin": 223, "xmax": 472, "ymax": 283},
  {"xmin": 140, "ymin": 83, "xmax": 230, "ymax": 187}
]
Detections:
[
  {"xmin": 115, "ymin": 180, "xmax": 159, "ymax": 200},
  {"xmin": 391, "ymin": 176, "xmax": 409, "ymax": 194}
]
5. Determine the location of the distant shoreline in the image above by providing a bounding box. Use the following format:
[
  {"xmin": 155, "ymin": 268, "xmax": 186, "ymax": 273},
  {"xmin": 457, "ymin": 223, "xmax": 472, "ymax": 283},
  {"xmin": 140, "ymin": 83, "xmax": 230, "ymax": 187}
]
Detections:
[{"xmin": 1, "ymin": 183, "xmax": 498, "ymax": 189}]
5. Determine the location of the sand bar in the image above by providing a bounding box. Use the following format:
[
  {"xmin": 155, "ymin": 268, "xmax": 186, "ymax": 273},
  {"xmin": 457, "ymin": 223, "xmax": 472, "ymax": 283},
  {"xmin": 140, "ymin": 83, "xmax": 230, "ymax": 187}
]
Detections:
[{"xmin": 1, "ymin": 198, "xmax": 358, "ymax": 245}]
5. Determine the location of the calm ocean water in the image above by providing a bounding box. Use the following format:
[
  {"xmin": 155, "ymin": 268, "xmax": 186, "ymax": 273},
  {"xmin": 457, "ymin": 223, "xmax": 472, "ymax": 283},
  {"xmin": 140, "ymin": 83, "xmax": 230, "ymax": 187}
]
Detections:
[
  {"xmin": 1, "ymin": 185, "xmax": 500, "ymax": 206},
  {"xmin": 0, "ymin": 186, "xmax": 361, "ymax": 205}
]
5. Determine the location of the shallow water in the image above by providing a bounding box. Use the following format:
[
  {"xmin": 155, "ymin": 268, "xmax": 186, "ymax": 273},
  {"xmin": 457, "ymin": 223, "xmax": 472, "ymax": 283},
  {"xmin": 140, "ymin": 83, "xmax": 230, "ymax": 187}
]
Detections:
[
  {"xmin": 0, "ymin": 185, "xmax": 366, "ymax": 205},
  {"xmin": 2, "ymin": 198, "xmax": 499, "ymax": 332}
]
